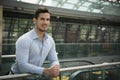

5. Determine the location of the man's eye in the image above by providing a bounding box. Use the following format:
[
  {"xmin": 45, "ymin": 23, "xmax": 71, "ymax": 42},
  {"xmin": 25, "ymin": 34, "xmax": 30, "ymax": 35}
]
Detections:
[
  {"xmin": 41, "ymin": 18, "xmax": 44, "ymax": 20},
  {"xmin": 47, "ymin": 19, "xmax": 50, "ymax": 21}
]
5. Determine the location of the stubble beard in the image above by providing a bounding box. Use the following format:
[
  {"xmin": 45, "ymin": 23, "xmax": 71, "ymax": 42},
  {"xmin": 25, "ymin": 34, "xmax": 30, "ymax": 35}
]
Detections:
[{"xmin": 37, "ymin": 26, "xmax": 46, "ymax": 32}]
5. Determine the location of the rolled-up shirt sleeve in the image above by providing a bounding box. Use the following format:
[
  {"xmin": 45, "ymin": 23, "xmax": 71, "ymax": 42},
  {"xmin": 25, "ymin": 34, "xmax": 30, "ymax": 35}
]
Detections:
[{"xmin": 16, "ymin": 37, "xmax": 44, "ymax": 74}]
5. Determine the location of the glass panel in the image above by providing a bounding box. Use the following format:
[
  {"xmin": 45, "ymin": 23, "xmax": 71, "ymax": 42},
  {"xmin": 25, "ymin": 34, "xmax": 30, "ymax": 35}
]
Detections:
[
  {"xmin": 51, "ymin": 0, "xmax": 59, "ymax": 7},
  {"xmin": 66, "ymin": 0, "xmax": 79, "ymax": 4},
  {"xmin": 82, "ymin": 2, "xmax": 92, "ymax": 7},
  {"xmin": 56, "ymin": 43, "xmax": 120, "ymax": 59},
  {"xmin": 78, "ymin": 6, "xmax": 89, "ymax": 11},
  {"xmin": 21, "ymin": 0, "xmax": 37, "ymax": 4},
  {"xmin": 43, "ymin": 0, "xmax": 52, "ymax": 6},
  {"xmin": 106, "ymin": 69, "xmax": 120, "ymax": 80},
  {"xmin": 62, "ymin": 3, "xmax": 74, "ymax": 9},
  {"xmin": 102, "ymin": 2, "xmax": 110, "ymax": 5},
  {"xmin": 15, "ymin": 0, "xmax": 120, "ymax": 16},
  {"xmin": 92, "ymin": 9, "xmax": 102, "ymax": 13},
  {"xmin": 88, "ymin": 0, "xmax": 98, "ymax": 3}
]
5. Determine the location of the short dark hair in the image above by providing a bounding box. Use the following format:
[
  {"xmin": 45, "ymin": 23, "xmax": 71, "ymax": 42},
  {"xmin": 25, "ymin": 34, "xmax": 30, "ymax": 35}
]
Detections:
[{"xmin": 34, "ymin": 6, "xmax": 50, "ymax": 19}]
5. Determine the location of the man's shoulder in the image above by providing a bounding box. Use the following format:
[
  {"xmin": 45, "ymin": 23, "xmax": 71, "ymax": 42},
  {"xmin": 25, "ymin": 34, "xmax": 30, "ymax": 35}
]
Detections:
[
  {"xmin": 46, "ymin": 34, "xmax": 55, "ymax": 44},
  {"xmin": 16, "ymin": 31, "xmax": 32, "ymax": 43},
  {"xmin": 46, "ymin": 34, "xmax": 54, "ymax": 40}
]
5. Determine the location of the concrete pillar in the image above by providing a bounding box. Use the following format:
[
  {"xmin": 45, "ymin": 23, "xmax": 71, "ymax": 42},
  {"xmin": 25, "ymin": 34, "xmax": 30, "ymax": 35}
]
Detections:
[{"xmin": 0, "ymin": 5, "xmax": 3, "ymax": 68}]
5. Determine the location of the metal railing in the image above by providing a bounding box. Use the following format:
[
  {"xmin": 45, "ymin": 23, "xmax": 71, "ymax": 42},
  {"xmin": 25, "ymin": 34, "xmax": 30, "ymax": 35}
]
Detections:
[
  {"xmin": 0, "ymin": 62, "xmax": 120, "ymax": 80},
  {"xmin": 2, "ymin": 54, "xmax": 95, "ymax": 65},
  {"xmin": 2, "ymin": 55, "xmax": 16, "ymax": 58}
]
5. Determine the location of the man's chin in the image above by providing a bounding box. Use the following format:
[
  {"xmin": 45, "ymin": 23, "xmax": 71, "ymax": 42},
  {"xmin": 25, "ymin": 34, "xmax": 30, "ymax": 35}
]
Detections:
[{"xmin": 39, "ymin": 29, "xmax": 46, "ymax": 32}]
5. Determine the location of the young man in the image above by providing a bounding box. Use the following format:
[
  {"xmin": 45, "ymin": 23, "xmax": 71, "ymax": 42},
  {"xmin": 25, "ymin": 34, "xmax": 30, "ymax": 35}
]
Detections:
[{"xmin": 10, "ymin": 6, "xmax": 60, "ymax": 78}]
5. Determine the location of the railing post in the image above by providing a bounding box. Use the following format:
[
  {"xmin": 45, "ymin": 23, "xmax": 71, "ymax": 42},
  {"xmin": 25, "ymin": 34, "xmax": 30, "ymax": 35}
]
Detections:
[
  {"xmin": 59, "ymin": 72, "xmax": 62, "ymax": 80},
  {"xmin": 0, "ymin": 5, "xmax": 3, "ymax": 70},
  {"xmin": 102, "ymin": 68, "xmax": 106, "ymax": 80}
]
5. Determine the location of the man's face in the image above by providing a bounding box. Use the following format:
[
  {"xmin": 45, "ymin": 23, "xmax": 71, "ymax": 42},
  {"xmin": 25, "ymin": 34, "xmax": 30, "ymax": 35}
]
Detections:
[{"xmin": 35, "ymin": 13, "xmax": 50, "ymax": 32}]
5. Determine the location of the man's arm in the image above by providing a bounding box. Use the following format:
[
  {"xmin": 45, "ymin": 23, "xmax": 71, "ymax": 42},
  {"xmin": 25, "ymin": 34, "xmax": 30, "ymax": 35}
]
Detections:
[
  {"xmin": 47, "ymin": 39, "xmax": 59, "ymax": 66},
  {"xmin": 15, "ymin": 37, "xmax": 44, "ymax": 74},
  {"xmin": 46, "ymin": 38, "xmax": 60, "ymax": 77}
]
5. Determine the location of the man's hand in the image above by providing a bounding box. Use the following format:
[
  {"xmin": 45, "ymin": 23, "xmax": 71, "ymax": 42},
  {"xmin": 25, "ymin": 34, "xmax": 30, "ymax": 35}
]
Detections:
[{"xmin": 43, "ymin": 65, "xmax": 60, "ymax": 78}]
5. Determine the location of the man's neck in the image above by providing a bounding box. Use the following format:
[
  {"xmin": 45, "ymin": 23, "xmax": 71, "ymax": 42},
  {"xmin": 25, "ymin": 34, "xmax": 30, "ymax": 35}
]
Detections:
[{"xmin": 35, "ymin": 28, "xmax": 44, "ymax": 40}]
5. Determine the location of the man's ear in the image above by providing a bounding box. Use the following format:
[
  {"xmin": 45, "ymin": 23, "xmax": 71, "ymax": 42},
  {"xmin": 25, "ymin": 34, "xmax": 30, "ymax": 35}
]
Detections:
[{"xmin": 33, "ymin": 18, "xmax": 36, "ymax": 24}]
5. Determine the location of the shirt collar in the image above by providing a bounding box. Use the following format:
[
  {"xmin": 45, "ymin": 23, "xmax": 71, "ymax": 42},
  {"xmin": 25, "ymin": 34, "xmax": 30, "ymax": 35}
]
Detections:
[{"xmin": 31, "ymin": 28, "xmax": 48, "ymax": 40}]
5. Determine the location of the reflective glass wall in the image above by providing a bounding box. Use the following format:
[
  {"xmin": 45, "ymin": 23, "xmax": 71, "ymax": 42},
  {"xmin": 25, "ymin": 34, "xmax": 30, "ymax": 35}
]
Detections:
[
  {"xmin": 2, "ymin": 17, "xmax": 120, "ymax": 59},
  {"xmin": 51, "ymin": 22, "xmax": 120, "ymax": 59}
]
